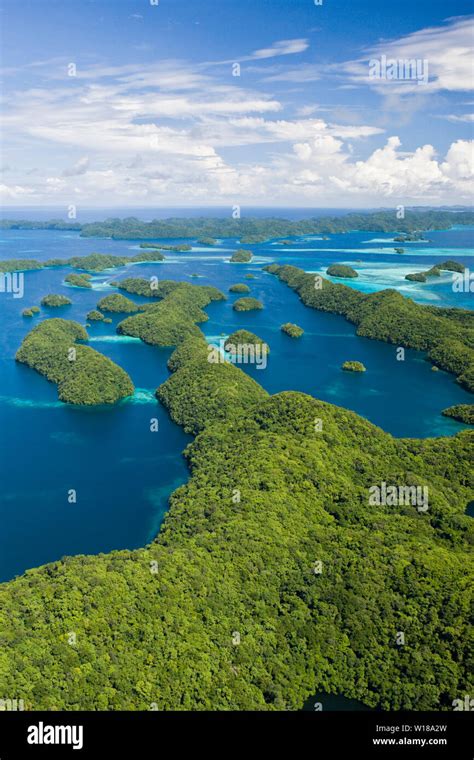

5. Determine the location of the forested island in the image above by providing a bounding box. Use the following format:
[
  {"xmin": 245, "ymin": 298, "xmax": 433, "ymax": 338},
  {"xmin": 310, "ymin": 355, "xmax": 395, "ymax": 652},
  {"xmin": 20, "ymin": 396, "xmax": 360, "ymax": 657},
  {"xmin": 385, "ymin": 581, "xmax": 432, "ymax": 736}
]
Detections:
[
  {"xmin": 405, "ymin": 260, "xmax": 465, "ymax": 283},
  {"xmin": 65, "ymin": 273, "xmax": 92, "ymax": 288},
  {"xmin": 224, "ymin": 329, "xmax": 269, "ymax": 355},
  {"xmin": 281, "ymin": 322, "xmax": 304, "ymax": 338},
  {"xmin": 342, "ymin": 361, "xmax": 366, "ymax": 372},
  {"xmin": 229, "ymin": 283, "xmax": 251, "ymax": 293},
  {"xmin": 233, "ymin": 297, "xmax": 263, "ymax": 311},
  {"xmin": 1, "ymin": 295, "xmax": 472, "ymax": 709},
  {"xmin": 327, "ymin": 264, "xmax": 358, "ymax": 278},
  {"xmin": 230, "ymin": 249, "xmax": 253, "ymax": 263},
  {"xmin": 40, "ymin": 294, "xmax": 72, "ymax": 307},
  {"xmin": 2, "ymin": 209, "xmax": 473, "ymax": 241},
  {"xmin": 97, "ymin": 294, "xmax": 141, "ymax": 313},
  {"xmin": 265, "ymin": 264, "xmax": 474, "ymax": 394},
  {"xmin": 16, "ymin": 318, "xmax": 134, "ymax": 404}
]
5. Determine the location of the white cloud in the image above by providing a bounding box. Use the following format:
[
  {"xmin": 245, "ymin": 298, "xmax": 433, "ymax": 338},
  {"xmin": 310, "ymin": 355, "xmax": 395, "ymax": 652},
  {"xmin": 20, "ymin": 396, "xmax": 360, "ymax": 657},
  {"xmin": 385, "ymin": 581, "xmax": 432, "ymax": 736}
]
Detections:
[
  {"xmin": 343, "ymin": 16, "xmax": 474, "ymax": 94},
  {"xmin": 62, "ymin": 156, "xmax": 90, "ymax": 176},
  {"xmin": 251, "ymin": 39, "xmax": 309, "ymax": 60}
]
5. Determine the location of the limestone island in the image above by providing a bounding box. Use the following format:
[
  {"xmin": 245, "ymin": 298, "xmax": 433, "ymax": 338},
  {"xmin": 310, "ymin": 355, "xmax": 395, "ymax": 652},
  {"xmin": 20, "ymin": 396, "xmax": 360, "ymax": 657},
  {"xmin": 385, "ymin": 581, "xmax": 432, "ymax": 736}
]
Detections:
[
  {"xmin": 230, "ymin": 249, "xmax": 253, "ymax": 263},
  {"xmin": 233, "ymin": 297, "xmax": 263, "ymax": 312},
  {"xmin": 86, "ymin": 310, "xmax": 105, "ymax": 321},
  {"xmin": 41, "ymin": 294, "xmax": 72, "ymax": 307},
  {"xmin": 342, "ymin": 361, "xmax": 366, "ymax": 372},
  {"xmin": 197, "ymin": 237, "xmax": 216, "ymax": 246},
  {"xmin": 97, "ymin": 294, "xmax": 141, "ymax": 313},
  {"xmin": 405, "ymin": 273, "xmax": 427, "ymax": 283},
  {"xmin": 139, "ymin": 243, "xmax": 191, "ymax": 252},
  {"xmin": 326, "ymin": 264, "xmax": 358, "ymax": 278},
  {"xmin": 16, "ymin": 318, "xmax": 134, "ymax": 404},
  {"xmin": 281, "ymin": 323, "xmax": 304, "ymax": 338},
  {"xmin": 224, "ymin": 329, "xmax": 269, "ymax": 355},
  {"xmin": 441, "ymin": 404, "xmax": 474, "ymax": 425},
  {"xmin": 22, "ymin": 306, "xmax": 40, "ymax": 317},
  {"xmin": 65, "ymin": 273, "xmax": 92, "ymax": 288},
  {"xmin": 229, "ymin": 283, "xmax": 251, "ymax": 294}
]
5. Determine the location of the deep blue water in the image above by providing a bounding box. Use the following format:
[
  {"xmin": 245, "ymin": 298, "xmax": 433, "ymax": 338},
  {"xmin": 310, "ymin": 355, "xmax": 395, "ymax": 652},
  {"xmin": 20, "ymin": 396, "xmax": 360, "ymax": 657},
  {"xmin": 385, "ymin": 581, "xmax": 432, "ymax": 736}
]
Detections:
[{"xmin": 0, "ymin": 225, "xmax": 472, "ymax": 582}]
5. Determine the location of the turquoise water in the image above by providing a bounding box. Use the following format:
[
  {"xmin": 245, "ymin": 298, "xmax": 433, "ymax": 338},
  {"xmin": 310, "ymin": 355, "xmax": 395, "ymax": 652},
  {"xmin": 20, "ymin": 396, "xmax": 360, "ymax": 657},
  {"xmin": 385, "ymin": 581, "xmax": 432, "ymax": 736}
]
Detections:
[{"xmin": 0, "ymin": 226, "xmax": 472, "ymax": 582}]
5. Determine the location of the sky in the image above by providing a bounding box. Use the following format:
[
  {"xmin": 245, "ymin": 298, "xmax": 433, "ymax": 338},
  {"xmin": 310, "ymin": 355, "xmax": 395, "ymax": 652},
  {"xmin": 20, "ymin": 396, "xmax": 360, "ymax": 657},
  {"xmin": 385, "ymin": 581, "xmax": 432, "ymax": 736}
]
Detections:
[{"xmin": 0, "ymin": 0, "xmax": 473, "ymax": 208}]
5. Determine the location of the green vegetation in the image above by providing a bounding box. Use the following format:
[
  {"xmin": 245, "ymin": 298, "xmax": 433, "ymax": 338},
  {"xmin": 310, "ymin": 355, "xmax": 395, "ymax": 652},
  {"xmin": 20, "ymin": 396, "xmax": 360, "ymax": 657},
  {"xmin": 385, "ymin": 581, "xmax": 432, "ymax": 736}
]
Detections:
[
  {"xmin": 393, "ymin": 232, "xmax": 425, "ymax": 242},
  {"xmin": 281, "ymin": 322, "xmax": 304, "ymax": 338},
  {"xmin": 229, "ymin": 283, "xmax": 251, "ymax": 293},
  {"xmin": 230, "ymin": 249, "xmax": 253, "ymax": 263},
  {"xmin": 1, "ymin": 259, "xmax": 43, "ymax": 273},
  {"xmin": 245, "ymin": 274, "xmax": 256, "ymax": 279},
  {"xmin": 65, "ymin": 273, "xmax": 92, "ymax": 289},
  {"xmin": 22, "ymin": 307, "xmax": 40, "ymax": 317},
  {"xmin": 117, "ymin": 282, "xmax": 226, "ymax": 346},
  {"xmin": 104, "ymin": 318, "xmax": 112, "ymax": 324},
  {"xmin": 139, "ymin": 243, "xmax": 191, "ymax": 252},
  {"xmin": 342, "ymin": 360, "xmax": 367, "ymax": 372},
  {"xmin": 40, "ymin": 294, "xmax": 72, "ymax": 307},
  {"xmin": 224, "ymin": 329, "xmax": 269, "ymax": 355},
  {"xmin": 439, "ymin": 260, "xmax": 465, "ymax": 274},
  {"xmin": 2, "ymin": 211, "xmax": 474, "ymax": 242},
  {"xmin": 405, "ymin": 260, "xmax": 465, "ymax": 284},
  {"xmin": 327, "ymin": 264, "xmax": 358, "ymax": 278},
  {"xmin": 442, "ymin": 405, "xmax": 474, "ymax": 425},
  {"xmin": 97, "ymin": 294, "xmax": 141, "ymax": 313},
  {"xmin": 15, "ymin": 318, "xmax": 134, "ymax": 404},
  {"xmin": 67, "ymin": 252, "xmax": 165, "ymax": 272},
  {"xmin": 405, "ymin": 273, "xmax": 427, "ymax": 283},
  {"xmin": 86, "ymin": 310, "xmax": 105, "ymax": 322},
  {"xmin": 1, "ymin": 320, "xmax": 472, "ymax": 710},
  {"xmin": 265, "ymin": 264, "xmax": 474, "ymax": 393},
  {"xmin": 197, "ymin": 237, "xmax": 216, "ymax": 245},
  {"xmin": 233, "ymin": 297, "xmax": 263, "ymax": 312}
]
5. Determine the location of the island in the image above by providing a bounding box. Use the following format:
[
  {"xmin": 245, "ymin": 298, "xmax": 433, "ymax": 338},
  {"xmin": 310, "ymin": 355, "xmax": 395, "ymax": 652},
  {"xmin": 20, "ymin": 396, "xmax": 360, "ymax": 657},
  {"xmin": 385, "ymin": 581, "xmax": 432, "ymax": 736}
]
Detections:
[
  {"xmin": 327, "ymin": 264, "xmax": 358, "ymax": 279},
  {"xmin": 65, "ymin": 273, "xmax": 92, "ymax": 288},
  {"xmin": 441, "ymin": 404, "xmax": 474, "ymax": 425},
  {"xmin": 22, "ymin": 306, "xmax": 40, "ymax": 317},
  {"xmin": 40, "ymin": 294, "xmax": 72, "ymax": 307},
  {"xmin": 229, "ymin": 283, "xmax": 251, "ymax": 294},
  {"xmin": 86, "ymin": 310, "xmax": 105, "ymax": 321},
  {"xmin": 405, "ymin": 273, "xmax": 427, "ymax": 282},
  {"xmin": 230, "ymin": 249, "xmax": 253, "ymax": 263},
  {"xmin": 139, "ymin": 242, "xmax": 191, "ymax": 252},
  {"xmin": 97, "ymin": 294, "xmax": 141, "ymax": 313},
  {"xmin": 405, "ymin": 260, "xmax": 465, "ymax": 284},
  {"xmin": 232, "ymin": 297, "xmax": 263, "ymax": 312},
  {"xmin": 197, "ymin": 237, "xmax": 216, "ymax": 246},
  {"xmin": 281, "ymin": 322, "xmax": 304, "ymax": 338},
  {"xmin": 342, "ymin": 360, "xmax": 366, "ymax": 372},
  {"xmin": 15, "ymin": 318, "xmax": 134, "ymax": 404},
  {"xmin": 394, "ymin": 248, "xmax": 405, "ymax": 254},
  {"xmin": 224, "ymin": 329, "xmax": 269, "ymax": 355}
]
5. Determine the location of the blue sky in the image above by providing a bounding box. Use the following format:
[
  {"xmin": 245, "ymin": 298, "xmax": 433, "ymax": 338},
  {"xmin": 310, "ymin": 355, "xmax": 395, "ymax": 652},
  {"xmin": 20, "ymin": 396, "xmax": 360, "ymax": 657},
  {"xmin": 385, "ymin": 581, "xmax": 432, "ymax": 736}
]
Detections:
[{"xmin": 0, "ymin": 0, "xmax": 473, "ymax": 207}]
